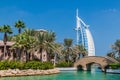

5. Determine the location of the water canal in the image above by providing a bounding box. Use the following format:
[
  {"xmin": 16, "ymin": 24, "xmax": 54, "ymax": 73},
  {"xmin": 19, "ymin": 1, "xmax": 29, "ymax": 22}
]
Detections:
[{"xmin": 0, "ymin": 69, "xmax": 120, "ymax": 80}]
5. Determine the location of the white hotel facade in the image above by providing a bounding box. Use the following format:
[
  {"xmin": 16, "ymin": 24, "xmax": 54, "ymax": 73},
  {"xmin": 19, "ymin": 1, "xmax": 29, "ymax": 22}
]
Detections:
[{"xmin": 75, "ymin": 9, "xmax": 95, "ymax": 56}]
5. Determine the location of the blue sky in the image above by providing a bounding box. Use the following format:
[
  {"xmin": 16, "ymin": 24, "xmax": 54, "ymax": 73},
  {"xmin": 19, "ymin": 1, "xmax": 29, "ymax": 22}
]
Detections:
[{"xmin": 0, "ymin": 0, "xmax": 120, "ymax": 56}]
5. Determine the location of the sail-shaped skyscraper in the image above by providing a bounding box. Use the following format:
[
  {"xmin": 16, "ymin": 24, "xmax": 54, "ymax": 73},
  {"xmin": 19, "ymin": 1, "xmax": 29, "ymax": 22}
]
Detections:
[{"xmin": 75, "ymin": 9, "xmax": 95, "ymax": 56}]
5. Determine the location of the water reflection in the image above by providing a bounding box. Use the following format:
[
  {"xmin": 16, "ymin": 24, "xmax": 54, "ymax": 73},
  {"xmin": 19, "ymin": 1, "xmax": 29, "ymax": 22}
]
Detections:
[
  {"xmin": 0, "ymin": 66, "xmax": 120, "ymax": 80},
  {"xmin": 91, "ymin": 63, "xmax": 102, "ymax": 73}
]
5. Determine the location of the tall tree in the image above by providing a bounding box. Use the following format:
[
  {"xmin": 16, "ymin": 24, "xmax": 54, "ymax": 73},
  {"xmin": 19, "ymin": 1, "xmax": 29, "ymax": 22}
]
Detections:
[
  {"xmin": 51, "ymin": 43, "xmax": 63, "ymax": 65},
  {"xmin": 35, "ymin": 31, "xmax": 56, "ymax": 62},
  {"xmin": 22, "ymin": 29, "xmax": 36, "ymax": 61},
  {"xmin": 107, "ymin": 51, "xmax": 115, "ymax": 58},
  {"xmin": 73, "ymin": 45, "xmax": 87, "ymax": 61},
  {"xmin": 63, "ymin": 38, "xmax": 73, "ymax": 63},
  {"xmin": 0, "ymin": 25, "xmax": 12, "ymax": 59},
  {"xmin": 12, "ymin": 33, "xmax": 35, "ymax": 61},
  {"xmin": 15, "ymin": 20, "xmax": 25, "ymax": 34},
  {"xmin": 23, "ymin": 28, "xmax": 35, "ymax": 36},
  {"xmin": 111, "ymin": 40, "xmax": 120, "ymax": 59}
]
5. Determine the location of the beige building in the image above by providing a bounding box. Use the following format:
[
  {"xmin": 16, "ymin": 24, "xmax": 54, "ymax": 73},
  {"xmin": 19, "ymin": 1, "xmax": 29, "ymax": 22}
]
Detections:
[{"xmin": 0, "ymin": 40, "xmax": 14, "ymax": 60}]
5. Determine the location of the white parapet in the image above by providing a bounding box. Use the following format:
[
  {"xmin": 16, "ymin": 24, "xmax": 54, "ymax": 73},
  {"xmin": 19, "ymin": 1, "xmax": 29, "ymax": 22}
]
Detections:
[{"xmin": 56, "ymin": 67, "xmax": 77, "ymax": 71}]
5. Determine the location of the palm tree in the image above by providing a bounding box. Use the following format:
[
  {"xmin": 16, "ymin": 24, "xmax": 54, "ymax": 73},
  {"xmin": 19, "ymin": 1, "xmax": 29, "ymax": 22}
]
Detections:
[
  {"xmin": 23, "ymin": 28, "xmax": 35, "ymax": 36},
  {"xmin": 53, "ymin": 43, "xmax": 64, "ymax": 66},
  {"xmin": 47, "ymin": 42, "xmax": 63, "ymax": 66},
  {"xmin": 7, "ymin": 35, "xmax": 13, "ymax": 41},
  {"xmin": 23, "ymin": 29, "xmax": 36, "ymax": 60},
  {"xmin": 0, "ymin": 25, "xmax": 12, "ymax": 59},
  {"xmin": 12, "ymin": 34, "xmax": 26, "ymax": 61},
  {"xmin": 73, "ymin": 45, "xmax": 87, "ymax": 61},
  {"xmin": 15, "ymin": 20, "xmax": 25, "ymax": 34},
  {"xmin": 107, "ymin": 51, "xmax": 115, "ymax": 58},
  {"xmin": 35, "ymin": 32, "xmax": 47, "ymax": 61},
  {"xmin": 12, "ymin": 33, "xmax": 35, "ymax": 61},
  {"xmin": 63, "ymin": 38, "xmax": 73, "ymax": 63},
  {"xmin": 79, "ymin": 45, "xmax": 87, "ymax": 57},
  {"xmin": 35, "ymin": 31, "xmax": 56, "ymax": 62},
  {"xmin": 111, "ymin": 40, "xmax": 120, "ymax": 58}
]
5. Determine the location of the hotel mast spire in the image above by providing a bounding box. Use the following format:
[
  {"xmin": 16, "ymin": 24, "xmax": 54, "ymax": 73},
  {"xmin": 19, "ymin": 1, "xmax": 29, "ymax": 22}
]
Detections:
[
  {"xmin": 76, "ymin": 9, "xmax": 84, "ymax": 45},
  {"xmin": 76, "ymin": 9, "xmax": 79, "ymax": 45}
]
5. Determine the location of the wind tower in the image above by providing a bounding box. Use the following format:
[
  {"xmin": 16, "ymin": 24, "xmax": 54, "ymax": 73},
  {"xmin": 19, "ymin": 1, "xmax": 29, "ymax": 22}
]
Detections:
[{"xmin": 75, "ymin": 9, "xmax": 95, "ymax": 56}]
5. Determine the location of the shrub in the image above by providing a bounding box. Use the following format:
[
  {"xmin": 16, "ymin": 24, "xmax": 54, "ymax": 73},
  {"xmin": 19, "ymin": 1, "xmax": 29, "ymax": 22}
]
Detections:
[
  {"xmin": 0, "ymin": 60, "xmax": 54, "ymax": 70},
  {"xmin": 9, "ymin": 61, "xmax": 24, "ymax": 69},
  {"xmin": 24, "ymin": 61, "xmax": 41, "ymax": 69},
  {"xmin": 56, "ymin": 61, "xmax": 73, "ymax": 67},
  {"xmin": 0, "ymin": 60, "xmax": 9, "ymax": 70},
  {"xmin": 24, "ymin": 61, "xmax": 54, "ymax": 70},
  {"xmin": 0, "ymin": 60, "xmax": 24, "ymax": 70},
  {"xmin": 109, "ymin": 63, "xmax": 120, "ymax": 69},
  {"xmin": 41, "ymin": 62, "xmax": 54, "ymax": 70},
  {"xmin": 0, "ymin": 60, "xmax": 12, "ymax": 70}
]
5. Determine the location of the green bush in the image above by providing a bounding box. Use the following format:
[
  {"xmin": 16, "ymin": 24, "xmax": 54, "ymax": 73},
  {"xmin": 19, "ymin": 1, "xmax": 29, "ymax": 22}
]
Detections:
[
  {"xmin": 24, "ymin": 61, "xmax": 41, "ymax": 69},
  {"xmin": 9, "ymin": 61, "xmax": 24, "ymax": 70},
  {"xmin": 109, "ymin": 63, "xmax": 120, "ymax": 69},
  {"xmin": 0, "ymin": 60, "xmax": 54, "ymax": 70},
  {"xmin": 0, "ymin": 60, "xmax": 24, "ymax": 70},
  {"xmin": 24, "ymin": 61, "xmax": 54, "ymax": 70},
  {"xmin": 56, "ymin": 61, "xmax": 73, "ymax": 67},
  {"xmin": 0, "ymin": 60, "xmax": 9, "ymax": 70},
  {"xmin": 42, "ymin": 62, "xmax": 54, "ymax": 70}
]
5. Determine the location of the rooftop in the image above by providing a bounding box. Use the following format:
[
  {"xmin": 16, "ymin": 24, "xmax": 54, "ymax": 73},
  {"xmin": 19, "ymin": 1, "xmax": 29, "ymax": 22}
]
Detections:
[{"xmin": 0, "ymin": 40, "xmax": 14, "ymax": 46}]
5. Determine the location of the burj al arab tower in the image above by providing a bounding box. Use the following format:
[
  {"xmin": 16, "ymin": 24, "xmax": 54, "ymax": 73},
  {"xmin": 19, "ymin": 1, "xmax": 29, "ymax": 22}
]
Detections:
[{"xmin": 75, "ymin": 9, "xmax": 95, "ymax": 56}]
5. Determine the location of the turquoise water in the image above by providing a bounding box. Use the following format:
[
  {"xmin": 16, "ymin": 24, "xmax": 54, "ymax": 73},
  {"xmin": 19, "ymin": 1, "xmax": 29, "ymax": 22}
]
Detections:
[{"xmin": 0, "ymin": 70, "xmax": 120, "ymax": 80}]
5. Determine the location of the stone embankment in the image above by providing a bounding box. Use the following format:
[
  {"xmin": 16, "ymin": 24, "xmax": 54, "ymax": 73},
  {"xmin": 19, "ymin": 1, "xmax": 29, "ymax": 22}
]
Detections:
[{"xmin": 0, "ymin": 68, "xmax": 60, "ymax": 77}]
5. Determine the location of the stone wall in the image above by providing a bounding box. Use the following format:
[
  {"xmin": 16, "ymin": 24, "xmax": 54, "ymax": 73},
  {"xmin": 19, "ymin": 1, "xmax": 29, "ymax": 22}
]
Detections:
[{"xmin": 0, "ymin": 68, "xmax": 60, "ymax": 77}]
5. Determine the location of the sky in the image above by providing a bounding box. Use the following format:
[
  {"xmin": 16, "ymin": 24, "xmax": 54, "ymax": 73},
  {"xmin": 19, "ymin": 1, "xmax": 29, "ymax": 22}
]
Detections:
[{"xmin": 0, "ymin": 0, "xmax": 120, "ymax": 56}]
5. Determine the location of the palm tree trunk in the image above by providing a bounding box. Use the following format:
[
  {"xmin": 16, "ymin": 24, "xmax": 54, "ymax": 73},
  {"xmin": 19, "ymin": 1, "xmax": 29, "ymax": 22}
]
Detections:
[
  {"xmin": 41, "ymin": 49, "xmax": 47, "ymax": 62},
  {"xmin": 24, "ymin": 50, "xmax": 27, "ymax": 62},
  {"xmin": 16, "ymin": 48, "xmax": 20, "ymax": 60},
  {"xmin": 54, "ymin": 53, "xmax": 57, "ymax": 66},
  {"xmin": 3, "ymin": 43, "xmax": 6, "ymax": 59},
  {"xmin": 10, "ymin": 50, "xmax": 13, "ymax": 60},
  {"xmin": 68, "ymin": 48, "xmax": 70, "ymax": 64},
  {"xmin": 18, "ymin": 28, "xmax": 21, "ymax": 34},
  {"xmin": 40, "ymin": 48, "xmax": 42, "ymax": 61},
  {"xmin": 30, "ymin": 52, "xmax": 33, "ymax": 61},
  {"xmin": 20, "ymin": 48, "xmax": 25, "ymax": 62},
  {"xmin": 3, "ymin": 32, "xmax": 7, "ymax": 60},
  {"xmin": 22, "ymin": 48, "xmax": 27, "ymax": 62}
]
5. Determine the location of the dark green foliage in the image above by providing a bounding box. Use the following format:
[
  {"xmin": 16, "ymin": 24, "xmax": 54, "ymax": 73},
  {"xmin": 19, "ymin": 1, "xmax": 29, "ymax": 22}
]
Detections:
[
  {"xmin": 56, "ymin": 61, "xmax": 73, "ymax": 67},
  {"xmin": 108, "ymin": 39, "xmax": 120, "ymax": 59},
  {"xmin": 24, "ymin": 61, "xmax": 41, "ymax": 69},
  {"xmin": 42, "ymin": 62, "xmax": 54, "ymax": 70},
  {"xmin": 0, "ymin": 60, "xmax": 54, "ymax": 70},
  {"xmin": 0, "ymin": 60, "xmax": 9, "ymax": 70},
  {"xmin": 24, "ymin": 61, "xmax": 54, "ymax": 70},
  {"xmin": 109, "ymin": 63, "xmax": 120, "ymax": 69},
  {"xmin": 9, "ymin": 61, "xmax": 24, "ymax": 70},
  {"xmin": 0, "ymin": 60, "xmax": 23, "ymax": 70}
]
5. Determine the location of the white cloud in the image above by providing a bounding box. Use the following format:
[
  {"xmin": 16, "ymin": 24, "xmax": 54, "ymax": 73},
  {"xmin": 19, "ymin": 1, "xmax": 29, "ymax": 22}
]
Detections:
[{"xmin": 103, "ymin": 8, "xmax": 120, "ymax": 13}]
